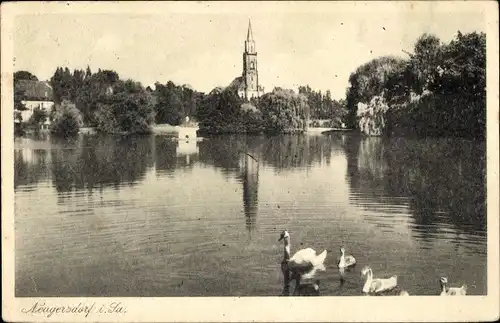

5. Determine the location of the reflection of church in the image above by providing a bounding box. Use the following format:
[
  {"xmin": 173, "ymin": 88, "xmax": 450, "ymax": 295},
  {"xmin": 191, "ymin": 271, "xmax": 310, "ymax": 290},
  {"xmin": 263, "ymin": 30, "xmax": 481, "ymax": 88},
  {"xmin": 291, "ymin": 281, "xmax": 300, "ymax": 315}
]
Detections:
[
  {"xmin": 230, "ymin": 20, "xmax": 265, "ymax": 100},
  {"xmin": 240, "ymin": 153, "xmax": 259, "ymax": 233}
]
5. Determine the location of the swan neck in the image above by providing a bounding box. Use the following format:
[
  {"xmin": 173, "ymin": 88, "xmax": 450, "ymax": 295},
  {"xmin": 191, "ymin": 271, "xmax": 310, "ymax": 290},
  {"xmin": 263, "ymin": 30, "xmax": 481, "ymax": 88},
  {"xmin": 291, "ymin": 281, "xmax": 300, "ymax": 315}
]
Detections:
[
  {"xmin": 366, "ymin": 269, "xmax": 373, "ymax": 281},
  {"xmin": 283, "ymin": 239, "xmax": 291, "ymax": 260}
]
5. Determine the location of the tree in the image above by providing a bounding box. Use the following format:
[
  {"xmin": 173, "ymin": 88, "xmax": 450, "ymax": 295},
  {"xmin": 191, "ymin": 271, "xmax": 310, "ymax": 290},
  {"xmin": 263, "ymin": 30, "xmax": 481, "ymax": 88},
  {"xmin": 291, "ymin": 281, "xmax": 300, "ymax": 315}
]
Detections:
[
  {"xmin": 94, "ymin": 80, "xmax": 155, "ymax": 134},
  {"xmin": 409, "ymin": 34, "xmax": 444, "ymax": 94},
  {"xmin": 153, "ymin": 81, "xmax": 204, "ymax": 125},
  {"xmin": 345, "ymin": 30, "xmax": 486, "ymax": 138},
  {"xmin": 28, "ymin": 107, "xmax": 48, "ymax": 127},
  {"xmin": 14, "ymin": 86, "xmax": 27, "ymax": 111},
  {"xmin": 14, "ymin": 71, "xmax": 38, "ymax": 82},
  {"xmin": 50, "ymin": 100, "xmax": 83, "ymax": 137},
  {"xmin": 298, "ymin": 86, "xmax": 347, "ymax": 126},
  {"xmin": 345, "ymin": 56, "xmax": 406, "ymax": 129},
  {"xmin": 259, "ymin": 88, "xmax": 310, "ymax": 133},
  {"xmin": 154, "ymin": 81, "xmax": 184, "ymax": 125},
  {"xmin": 197, "ymin": 87, "xmax": 246, "ymax": 133},
  {"xmin": 74, "ymin": 68, "xmax": 121, "ymax": 126}
]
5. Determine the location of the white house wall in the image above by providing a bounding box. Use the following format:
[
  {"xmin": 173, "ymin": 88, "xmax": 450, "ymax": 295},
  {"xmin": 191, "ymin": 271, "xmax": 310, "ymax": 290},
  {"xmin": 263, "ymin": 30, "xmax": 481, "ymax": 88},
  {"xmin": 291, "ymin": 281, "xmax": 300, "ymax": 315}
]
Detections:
[{"xmin": 20, "ymin": 100, "xmax": 54, "ymax": 123}]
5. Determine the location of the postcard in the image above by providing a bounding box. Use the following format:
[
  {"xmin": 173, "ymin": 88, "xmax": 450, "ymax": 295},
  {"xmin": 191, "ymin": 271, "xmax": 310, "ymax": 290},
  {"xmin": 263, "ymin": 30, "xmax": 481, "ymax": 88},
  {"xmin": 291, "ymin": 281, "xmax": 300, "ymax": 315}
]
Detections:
[{"xmin": 2, "ymin": 1, "xmax": 499, "ymax": 322}]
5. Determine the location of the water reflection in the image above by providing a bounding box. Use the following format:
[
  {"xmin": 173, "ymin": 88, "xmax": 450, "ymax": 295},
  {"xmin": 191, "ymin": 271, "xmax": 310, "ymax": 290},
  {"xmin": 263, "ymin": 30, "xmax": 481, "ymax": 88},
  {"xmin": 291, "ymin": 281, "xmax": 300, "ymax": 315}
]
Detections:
[
  {"xmin": 50, "ymin": 135, "xmax": 154, "ymax": 193},
  {"xmin": 261, "ymin": 135, "xmax": 337, "ymax": 171},
  {"xmin": 14, "ymin": 149, "xmax": 51, "ymax": 189},
  {"xmin": 154, "ymin": 136, "xmax": 201, "ymax": 176},
  {"xmin": 14, "ymin": 132, "xmax": 487, "ymax": 296},
  {"xmin": 198, "ymin": 135, "xmax": 250, "ymax": 173},
  {"xmin": 340, "ymin": 134, "xmax": 486, "ymax": 238},
  {"xmin": 176, "ymin": 139, "xmax": 199, "ymax": 167},
  {"xmin": 154, "ymin": 136, "xmax": 178, "ymax": 176},
  {"xmin": 239, "ymin": 153, "xmax": 259, "ymax": 234},
  {"xmin": 197, "ymin": 134, "xmax": 343, "ymax": 173}
]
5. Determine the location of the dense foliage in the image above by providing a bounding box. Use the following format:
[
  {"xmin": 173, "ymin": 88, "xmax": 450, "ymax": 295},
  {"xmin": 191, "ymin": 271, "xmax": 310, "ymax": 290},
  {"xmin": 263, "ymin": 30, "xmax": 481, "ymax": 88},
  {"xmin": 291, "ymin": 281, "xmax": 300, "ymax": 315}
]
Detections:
[
  {"xmin": 14, "ymin": 71, "xmax": 38, "ymax": 82},
  {"xmin": 258, "ymin": 88, "xmax": 310, "ymax": 133},
  {"xmin": 196, "ymin": 87, "xmax": 310, "ymax": 134},
  {"xmin": 51, "ymin": 67, "xmax": 120, "ymax": 126},
  {"xmin": 94, "ymin": 80, "xmax": 155, "ymax": 134},
  {"xmin": 346, "ymin": 31, "xmax": 486, "ymax": 138},
  {"xmin": 49, "ymin": 67, "xmax": 202, "ymax": 131},
  {"xmin": 153, "ymin": 81, "xmax": 203, "ymax": 125},
  {"xmin": 298, "ymin": 86, "xmax": 347, "ymax": 127},
  {"xmin": 28, "ymin": 107, "xmax": 48, "ymax": 127},
  {"xmin": 196, "ymin": 87, "xmax": 251, "ymax": 133},
  {"xmin": 50, "ymin": 100, "xmax": 83, "ymax": 137}
]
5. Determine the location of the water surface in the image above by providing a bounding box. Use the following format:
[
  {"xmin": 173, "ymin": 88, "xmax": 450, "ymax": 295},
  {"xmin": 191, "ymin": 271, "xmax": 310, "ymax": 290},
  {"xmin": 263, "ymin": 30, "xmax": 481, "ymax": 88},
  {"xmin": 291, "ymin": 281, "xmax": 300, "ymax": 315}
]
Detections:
[{"xmin": 14, "ymin": 133, "xmax": 487, "ymax": 296}]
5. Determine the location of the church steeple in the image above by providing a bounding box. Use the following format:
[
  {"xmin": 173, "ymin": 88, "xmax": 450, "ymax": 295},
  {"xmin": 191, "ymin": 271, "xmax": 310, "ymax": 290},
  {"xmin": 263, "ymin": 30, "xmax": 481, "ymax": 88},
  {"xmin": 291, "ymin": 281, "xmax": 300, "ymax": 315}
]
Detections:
[
  {"xmin": 247, "ymin": 19, "xmax": 254, "ymax": 42},
  {"xmin": 239, "ymin": 19, "xmax": 263, "ymax": 100},
  {"xmin": 245, "ymin": 19, "xmax": 255, "ymax": 53}
]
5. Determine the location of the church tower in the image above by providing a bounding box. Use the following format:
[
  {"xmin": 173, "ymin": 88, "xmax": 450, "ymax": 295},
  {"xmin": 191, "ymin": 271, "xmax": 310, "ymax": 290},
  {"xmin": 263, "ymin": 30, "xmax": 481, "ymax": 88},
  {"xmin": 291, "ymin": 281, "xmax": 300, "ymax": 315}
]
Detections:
[{"xmin": 240, "ymin": 20, "xmax": 263, "ymax": 100}]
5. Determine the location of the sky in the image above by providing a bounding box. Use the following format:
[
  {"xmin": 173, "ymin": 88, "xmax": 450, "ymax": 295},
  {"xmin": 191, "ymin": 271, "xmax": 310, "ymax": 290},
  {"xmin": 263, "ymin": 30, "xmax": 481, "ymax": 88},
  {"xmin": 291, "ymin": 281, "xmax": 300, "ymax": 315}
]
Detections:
[{"xmin": 12, "ymin": 2, "xmax": 486, "ymax": 99}]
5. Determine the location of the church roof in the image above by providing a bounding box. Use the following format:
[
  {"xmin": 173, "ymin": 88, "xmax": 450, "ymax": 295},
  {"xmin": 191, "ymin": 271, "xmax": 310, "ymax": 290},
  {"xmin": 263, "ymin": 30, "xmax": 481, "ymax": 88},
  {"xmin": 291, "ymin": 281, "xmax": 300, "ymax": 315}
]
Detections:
[{"xmin": 228, "ymin": 76, "xmax": 245, "ymax": 91}]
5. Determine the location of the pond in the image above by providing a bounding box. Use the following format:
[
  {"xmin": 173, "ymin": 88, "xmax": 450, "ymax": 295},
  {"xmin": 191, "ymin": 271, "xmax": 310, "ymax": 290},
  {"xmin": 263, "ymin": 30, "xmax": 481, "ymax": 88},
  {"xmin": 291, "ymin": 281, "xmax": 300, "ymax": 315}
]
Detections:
[{"xmin": 14, "ymin": 132, "xmax": 487, "ymax": 296}]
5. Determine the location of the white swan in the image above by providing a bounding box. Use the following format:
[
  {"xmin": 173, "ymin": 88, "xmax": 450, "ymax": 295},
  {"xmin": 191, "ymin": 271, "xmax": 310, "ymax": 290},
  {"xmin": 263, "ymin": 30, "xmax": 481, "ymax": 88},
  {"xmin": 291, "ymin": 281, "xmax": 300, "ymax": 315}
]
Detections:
[
  {"xmin": 439, "ymin": 277, "xmax": 467, "ymax": 296},
  {"xmin": 337, "ymin": 247, "xmax": 356, "ymax": 279},
  {"xmin": 361, "ymin": 266, "xmax": 398, "ymax": 294},
  {"xmin": 278, "ymin": 230, "xmax": 327, "ymax": 282}
]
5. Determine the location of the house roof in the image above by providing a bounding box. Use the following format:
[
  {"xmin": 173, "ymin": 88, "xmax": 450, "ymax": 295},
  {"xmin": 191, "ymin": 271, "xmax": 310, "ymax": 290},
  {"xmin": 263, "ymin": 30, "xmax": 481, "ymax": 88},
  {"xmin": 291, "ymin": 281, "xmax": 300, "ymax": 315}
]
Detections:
[{"xmin": 15, "ymin": 80, "xmax": 54, "ymax": 101}]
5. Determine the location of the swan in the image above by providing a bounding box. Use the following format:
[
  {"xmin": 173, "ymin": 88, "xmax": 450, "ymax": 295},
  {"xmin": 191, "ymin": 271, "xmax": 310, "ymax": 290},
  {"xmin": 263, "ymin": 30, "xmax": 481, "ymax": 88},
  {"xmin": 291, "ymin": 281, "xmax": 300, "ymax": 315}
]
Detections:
[
  {"xmin": 399, "ymin": 290, "xmax": 410, "ymax": 296},
  {"xmin": 278, "ymin": 230, "xmax": 327, "ymax": 284},
  {"xmin": 337, "ymin": 247, "xmax": 356, "ymax": 280},
  {"xmin": 439, "ymin": 277, "xmax": 467, "ymax": 296},
  {"xmin": 361, "ymin": 266, "xmax": 398, "ymax": 294}
]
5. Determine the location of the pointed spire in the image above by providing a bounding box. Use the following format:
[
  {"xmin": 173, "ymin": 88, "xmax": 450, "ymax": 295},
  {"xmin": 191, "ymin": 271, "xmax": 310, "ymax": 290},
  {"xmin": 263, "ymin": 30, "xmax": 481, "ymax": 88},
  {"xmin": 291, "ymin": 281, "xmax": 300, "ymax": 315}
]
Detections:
[{"xmin": 247, "ymin": 19, "xmax": 254, "ymax": 42}]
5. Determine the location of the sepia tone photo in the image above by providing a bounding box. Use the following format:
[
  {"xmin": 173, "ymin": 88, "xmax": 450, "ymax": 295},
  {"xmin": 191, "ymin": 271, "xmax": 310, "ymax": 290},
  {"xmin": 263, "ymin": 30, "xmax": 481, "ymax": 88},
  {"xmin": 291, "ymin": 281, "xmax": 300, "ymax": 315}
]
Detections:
[{"xmin": 2, "ymin": 1, "xmax": 499, "ymax": 322}]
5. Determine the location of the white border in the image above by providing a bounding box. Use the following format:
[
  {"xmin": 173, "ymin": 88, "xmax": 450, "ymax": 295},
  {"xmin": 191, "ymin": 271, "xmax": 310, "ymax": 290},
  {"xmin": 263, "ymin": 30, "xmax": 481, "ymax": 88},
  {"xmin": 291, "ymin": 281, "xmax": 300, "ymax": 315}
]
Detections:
[{"xmin": 2, "ymin": 1, "xmax": 499, "ymax": 322}]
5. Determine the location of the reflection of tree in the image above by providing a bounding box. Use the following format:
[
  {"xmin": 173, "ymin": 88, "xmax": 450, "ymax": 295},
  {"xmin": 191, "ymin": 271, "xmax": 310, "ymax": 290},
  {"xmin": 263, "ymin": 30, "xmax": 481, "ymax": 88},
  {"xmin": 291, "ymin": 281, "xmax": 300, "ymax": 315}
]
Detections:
[
  {"xmin": 154, "ymin": 136, "xmax": 178, "ymax": 176},
  {"xmin": 198, "ymin": 135, "xmax": 259, "ymax": 172},
  {"xmin": 198, "ymin": 134, "xmax": 342, "ymax": 174},
  {"xmin": 51, "ymin": 135, "xmax": 154, "ymax": 193},
  {"xmin": 14, "ymin": 149, "xmax": 51, "ymax": 189},
  {"xmin": 343, "ymin": 136, "xmax": 486, "ymax": 237},
  {"xmin": 260, "ymin": 135, "xmax": 341, "ymax": 171}
]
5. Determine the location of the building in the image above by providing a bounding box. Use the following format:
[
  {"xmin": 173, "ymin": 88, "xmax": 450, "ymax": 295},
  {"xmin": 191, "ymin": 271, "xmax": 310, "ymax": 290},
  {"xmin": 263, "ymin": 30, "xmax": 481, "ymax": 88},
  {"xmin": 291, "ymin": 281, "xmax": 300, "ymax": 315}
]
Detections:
[
  {"xmin": 14, "ymin": 80, "xmax": 54, "ymax": 128},
  {"xmin": 236, "ymin": 20, "xmax": 265, "ymax": 100}
]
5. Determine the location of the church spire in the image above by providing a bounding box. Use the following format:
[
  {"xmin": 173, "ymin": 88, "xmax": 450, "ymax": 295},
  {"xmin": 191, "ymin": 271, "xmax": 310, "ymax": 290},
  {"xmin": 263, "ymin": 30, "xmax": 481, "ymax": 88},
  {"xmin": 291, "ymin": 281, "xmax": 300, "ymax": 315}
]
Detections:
[{"xmin": 247, "ymin": 19, "xmax": 254, "ymax": 42}]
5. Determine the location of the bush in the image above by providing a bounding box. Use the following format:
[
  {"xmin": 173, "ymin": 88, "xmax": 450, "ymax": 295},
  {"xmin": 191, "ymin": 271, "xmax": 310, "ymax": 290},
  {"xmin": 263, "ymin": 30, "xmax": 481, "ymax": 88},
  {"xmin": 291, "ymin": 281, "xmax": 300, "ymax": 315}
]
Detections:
[{"xmin": 50, "ymin": 100, "xmax": 83, "ymax": 136}]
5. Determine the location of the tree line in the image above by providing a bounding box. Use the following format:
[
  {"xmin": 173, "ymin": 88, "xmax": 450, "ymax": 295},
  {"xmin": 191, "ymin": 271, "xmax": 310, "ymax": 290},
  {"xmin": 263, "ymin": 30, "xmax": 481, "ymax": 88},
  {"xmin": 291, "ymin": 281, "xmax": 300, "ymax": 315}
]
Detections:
[
  {"xmin": 14, "ymin": 68, "xmax": 329, "ymax": 135},
  {"xmin": 298, "ymin": 85, "xmax": 347, "ymax": 127},
  {"xmin": 14, "ymin": 29, "xmax": 485, "ymax": 138},
  {"xmin": 196, "ymin": 86, "xmax": 310, "ymax": 134},
  {"xmin": 346, "ymin": 31, "xmax": 486, "ymax": 138}
]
